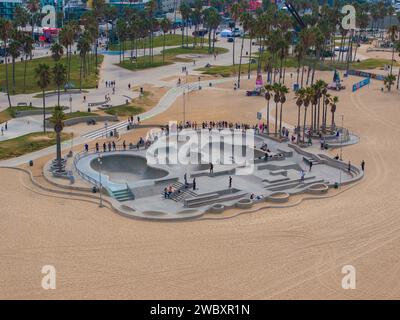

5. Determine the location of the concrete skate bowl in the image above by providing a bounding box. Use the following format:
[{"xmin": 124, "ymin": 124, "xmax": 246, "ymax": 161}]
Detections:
[
  {"xmin": 306, "ymin": 183, "xmax": 329, "ymax": 194},
  {"xmin": 90, "ymin": 154, "xmax": 169, "ymax": 184},
  {"xmin": 201, "ymin": 142, "xmax": 256, "ymax": 164},
  {"xmin": 265, "ymin": 192, "xmax": 290, "ymax": 203}
]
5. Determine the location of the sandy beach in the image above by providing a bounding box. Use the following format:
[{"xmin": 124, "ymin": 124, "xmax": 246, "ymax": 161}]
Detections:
[{"xmin": 1, "ymin": 65, "xmax": 400, "ymax": 299}]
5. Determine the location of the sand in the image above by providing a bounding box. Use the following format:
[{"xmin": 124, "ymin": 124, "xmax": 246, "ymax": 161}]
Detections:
[{"xmin": 1, "ymin": 69, "xmax": 400, "ymax": 299}]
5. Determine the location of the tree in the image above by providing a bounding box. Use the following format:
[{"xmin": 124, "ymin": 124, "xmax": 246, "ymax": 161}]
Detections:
[
  {"xmin": 59, "ymin": 22, "xmax": 78, "ymax": 84},
  {"xmin": 27, "ymin": 0, "xmax": 40, "ymax": 43},
  {"xmin": 294, "ymin": 88, "xmax": 306, "ymax": 143},
  {"xmin": 8, "ymin": 37, "xmax": 21, "ymax": 95},
  {"xmin": 388, "ymin": 25, "xmax": 399, "ymax": 91},
  {"xmin": 50, "ymin": 106, "xmax": 66, "ymax": 172},
  {"xmin": 160, "ymin": 18, "xmax": 170, "ymax": 63},
  {"xmin": 0, "ymin": 18, "xmax": 13, "ymax": 108},
  {"xmin": 53, "ymin": 63, "xmax": 67, "ymax": 107},
  {"xmin": 264, "ymin": 85, "xmax": 272, "ymax": 134},
  {"xmin": 50, "ymin": 42, "xmax": 64, "ymax": 62},
  {"xmin": 77, "ymin": 33, "xmax": 91, "ymax": 91},
  {"xmin": 180, "ymin": 3, "xmax": 191, "ymax": 48},
  {"xmin": 230, "ymin": 2, "xmax": 241, "ymax": 65},
  {"xmin": 21, "ymin": 35, "xmax": 33, "ymax": 93},
  {"xmin": 35, "ymin": 63, "xmax": 52, "ymax": 133},
  {"xmin": 330, "ymin": 96, "xmax": 339, "ymax": 131},
  {"xmin": 384, "ymin": 74, "xmax": 396, "ymax": 92},
  {"xmin": 237, "ymin": 10, "xmax": 251, "ymax": 89}
]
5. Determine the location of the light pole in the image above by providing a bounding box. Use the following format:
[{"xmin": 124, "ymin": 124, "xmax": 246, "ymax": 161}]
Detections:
[
  {"xmin": 98, "ymin": 154, "xmax": 103, "ymax": 207},
  {"xmin": 339, "ymin": 115, "xmax": 344, "ymax": 188},
  {"xmin": 183, "ymin": 88, "xmax": 186, "ymax": 125},
  {"xmin": 69, "ymin": 94, "xmax": 72, "ymax": 114}
]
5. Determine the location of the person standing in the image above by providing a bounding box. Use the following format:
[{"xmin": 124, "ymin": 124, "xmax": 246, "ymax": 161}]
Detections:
[
  {"xmin": 309, "ymin": 161, "xmax": 313, "ymax": 171},
  {"xmin": 209, "ymin": 163, "xmax": 214, "ymax": 174},
  {"xmin": 348, "ymin": 161, "xmax": 351, "ymax": 173},
  {"xmin": 192, "ymin": 178, "xmax": 196, "ymax": 191},
  {"xmin": 229, "ymin": 176, "xmax": 232, "ymax": 188},
  {"xmin": 361, "ymin": 160, "xmax": 365, "ymax": 172}
]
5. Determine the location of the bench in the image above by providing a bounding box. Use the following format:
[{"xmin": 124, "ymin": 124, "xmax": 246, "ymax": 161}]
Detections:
[
  {"xmin": 17, "ymin": 102, "xmax": 28, "ymax": 107},
  {"xmin": 277, "ymin": 147, "xmax": 293, "ymax": 157},
  {"xmin": 270, "ymin": 169, "xmax": 287, "ymax": 176},
  {"xmin": 99, "ymin": 104, "xmax": 113, "ymax": 110},
  {"xmin": 88, "ymin": 101, "xmax": 107, "ymax": 107}
]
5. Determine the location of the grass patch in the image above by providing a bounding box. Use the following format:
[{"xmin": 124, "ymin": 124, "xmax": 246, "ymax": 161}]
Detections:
[
  {"xmin": 47, "ymin": 111, "xmax": 94, "ymax": 122},
  {"xmin": 196, "ymin": 57, "xmax": 399, "ymax": 77},
  {"xmin": 104, "ymin": 104, "xmax": 144, "ymax": 117},
  {"xmin": 109, "ymin": 34, "xmax": 196, "ymax": 51},
  {"xmin": 0, "ymin": 106, "xmax": 60, "ymax": 124},
  {"xmin": 0, "ymin": 132, "xmax": 72, "ymax": 160},
  {"xmin": 118, "ymin": 46, "xmax": 228, "ymax": 71},
  {"xmin": 0, "ymin": 55, "xmax": 103, "ymax": 95}
]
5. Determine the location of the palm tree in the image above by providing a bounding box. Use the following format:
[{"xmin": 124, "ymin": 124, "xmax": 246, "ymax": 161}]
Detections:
[
  {"xmin": 330, "ymin": 96, "xmax": 339, "ymax": 131},
  {"xmin": 53, "ymin": 63, "xmax": 67, "ymax": 107},
  {"xmin": 59, "ymin": 22, "xmax": 78, "ymax": 84},
  {"xmin": 180, "ymin": 3, "xmax": 191, "ymax": 49},
  {"xmin": 35, "ymin": 63, "xmax": 52, "ymax": 133},
  {"xmin": 276, "ymin": 83, "xmax": 289, "ymax": 135},
  {"xmin": 384, "ymin": 74, "xmax": 396, "ymax": 92},
  {"xmin": 8, "ymin": 38, "xmax": 21, "ymax": 95},
  {"xmin": 21, "ymin": 35, "xmax": 33, "ymax": 93},
  {"xmin": 50, "ymin": 106, "xmax": 66, "ymax": 172},
  {"xmin": 50, "ymin": 42, "xmax": 64, "ymax": 62},
  {"xmin": 230, "ymin": 2, "xmax": 241, "ymax": 66},
  {"xmin": 27, "ymin": 0, "xmax": 40, "ymax": 43},
  {"xmin": 264, "ymin": 84, "xmax": 272, "ymax": 134},
  {"xmin": 388, "ymin": 25, "xmax": 399, "ymax": 91},
  {"xmin": 294, "ymin": 88, "xmax": 306, "ymax": 143},
  {"xmin": 303, "ymin": 86, "xmax": 313, "ymax": 141},
  {"xmin": 77, "ymin": 33, "xmax": 91, "ymax": 91},
  {"xmin": 160, "ymin": 18, "xmax": 170, "ymax": 63},
  {"xmin": 237, "ymin": 10, "xmax": 251, "ymax": 89},
  {"xmin": 0, "ymin": 18, "xmax": 13, "ymax": 108}
]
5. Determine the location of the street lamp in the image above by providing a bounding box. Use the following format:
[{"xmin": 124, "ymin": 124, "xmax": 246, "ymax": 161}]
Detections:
[
  {"xmin": 98, "ymin": 154, "xmax": 103, "ymax": 207},
  {"xmin": 183, "ymin": 88, "xmax": 186, "ymax": 125},
  {"xmin": 69, "ymin": 94, "xmax": 72, "ymax": 114}
]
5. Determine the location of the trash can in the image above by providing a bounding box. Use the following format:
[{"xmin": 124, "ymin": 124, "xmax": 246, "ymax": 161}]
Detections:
[
  {"xmin": 293, "ymin": 83, "xmax": 299, "ymax": 91},
  {"xmin": 29, "ymin": 160, "xmax": 33, "ymax": 167},
  {"xmin": 92, "ymin": 186, "xmax": 97, "ymax": 193},
  {"xmin": 334, "ymin": 182, "xmax": 339, "ymax": 189}
]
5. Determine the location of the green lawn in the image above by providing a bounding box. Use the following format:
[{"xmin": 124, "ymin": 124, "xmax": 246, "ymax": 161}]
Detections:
[
  {"xmin": 0, "ymin": 55, "xmax": 103, "ymax": 95},
  {"xmin": 47, "ymin": 111, "xmax": 94, "ymax": 122},
  {"xmin": 118, "ymin": 46, "xmax": 228, "ymax": 71},
  {"xmin": 0, "ymin": 106, "xmax": 60, "ymax": 124},
  {"xmin": 0, "ymin": 132, "xmax": 72, "ymax": 160},
  {"xmin": 196, "ymin": 57, "xmax": 399, "ymax": 77},
  {"xmin": 109, "ymin": 34, "xmax": 196, "ymax": 51},
  {"xmin": 104, "ymin": 104, "xmax": 144, "ymax": 117}
]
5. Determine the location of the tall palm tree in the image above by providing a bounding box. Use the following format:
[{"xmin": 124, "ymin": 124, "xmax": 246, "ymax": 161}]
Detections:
[
  {"xmin": 77, "ymin": 33, "xmax": 91, "ymax": 91},
  {"xmin": 35, "ymin": 63, "xmax": 52, "ymax": 133},
  {"xmin": 50, "ymin": 106, "xmax": 66, "ymax": 172},
  {"xmin": 8, "ymin": 37, "xmax": 21, "ymax": 95},
  {"xmin": 230, "ymin": 2, "xmax": 241, "ymax": 66},
  {"xmin": 50, "ymin": 42, "xmax": 64, "ymax": 62},
  {"xmin": 388, "ymin": 25, "xmax": 399, "ymax": 91},
  {"xmin": 21, "ymin": 35, "xmax": 33, "ymax": 93},
  {"xmin": 53, "ymin": 63, "xmax": 67, "ymax": 107},
  {"xmin": 294, "ymin": 88, "xmax": 306, "ymax": 143},
  {"xmin": 160, "ymin": 18, "xmax": 170, "ymax": 63},
  {"xmin": 59, "ymin": 22, "xmax": 78, "ymax": 84},
  {"xmin": 264, "ymin": 84, "xmax": 272, "ymax": 135},
  {"xmin": 0, "ymin": 18, "xmax": 13, "ymax": 108},
  {"xmin": 180, "ymin": 3, "xmax": 191, "ymax": 49},
  {"xmin": 237, "ymin": 10, "xmax": 251, "ymax": 89},
  {"xmin": 384, "ymin": 74, "xmax": 396, "ymax": 92},
  {"xmin": 330, "ymin": 96, "xmax": 339, "ymax": 131},
  {"xmin": 27, "ymin": 0, "xmax": 40, "ymax": 43}
]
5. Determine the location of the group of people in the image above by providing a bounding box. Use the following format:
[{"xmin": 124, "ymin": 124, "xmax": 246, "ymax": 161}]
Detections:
[
  {"xmin": 105, "ymin": 80, "xmax": 116, "ymax": 88},
  {"xmin": 1, "ymin": 122, "xmax": 8, "ymax": 135}
]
